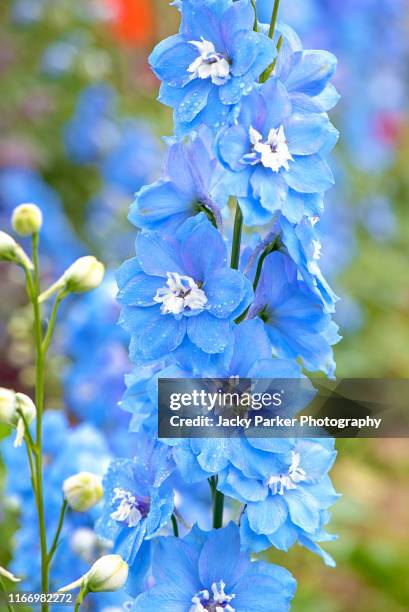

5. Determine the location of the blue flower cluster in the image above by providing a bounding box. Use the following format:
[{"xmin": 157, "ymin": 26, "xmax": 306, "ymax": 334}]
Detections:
[
  {"xmin": 97, "ymin": 0, "xmax": 342, "ymax": 607},
  {"xmin": 258, "ymin": 0, "xmax": 407, "ymax": 171},
  {"xmin": 63, "ymin": 83, "xmax": 162, "ymax": 264}
]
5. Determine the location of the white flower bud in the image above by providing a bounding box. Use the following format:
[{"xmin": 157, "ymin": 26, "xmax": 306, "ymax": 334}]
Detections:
[
  {"xmin": 0, "ymin": 388, "xmax": 36, "ymax": 447},
  {"xmin": 39, "ymin": 256, "xmax": 105, "ymax": 302},
  {"xmin": 0, "ymin": 565, "xmax": 21, "ymax": 583},
  {"xmin": 0, "ymin": 388, "xmax": 17, "ymax": 423},
  {"xmin": 64, "ymin": 256, "xmax": 105, "ymax": 293},
  {"xmin": 86, "ymin": 555, "xmax": 129, "ymax": 592},
  {"xmin": 63, "ymin": 471, "xmax": 103, "ymax": 512},
  {"xmin": 59, "ymin": 554, "xmax": 128, "ymax": 594},
  {"xmin": 0, "ymin": 231, "xmax": 33, "ymax": 269},
  {"xmin": 11, "ymin": 203, "xmax": 43, "ymax": 236}
]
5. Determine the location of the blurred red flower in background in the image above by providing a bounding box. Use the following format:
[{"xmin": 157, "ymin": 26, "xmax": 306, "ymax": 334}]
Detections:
[{"xmin": 104, "ymin": 0, "xmax": 155, "ymax": 47}]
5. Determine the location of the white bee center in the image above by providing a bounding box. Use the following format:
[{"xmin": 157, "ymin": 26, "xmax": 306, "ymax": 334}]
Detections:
[
  {"xmin": 154, "ymin": 272, "xmax": 208, "ymax": 315},
  {"xmin": 110, "ymin": 488, "xmax": 143, "ymax": 528},
  {"xmin": 190, "ymin": 580, "xmax": 235, "ymax": 612},
  {"xmin": 188, "ymin": 38, "xmax": 231, "ymax": 86},
  {"xmin": 243, "ymin": 125, "xmax": 293, "ymax": 173},
  {"xmin": 267, "ymin": 451, "xmax": 307, "ymax": 495}
]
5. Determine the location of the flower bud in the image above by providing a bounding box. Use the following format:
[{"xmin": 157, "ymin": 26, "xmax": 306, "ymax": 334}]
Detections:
[
  {"xmin": 63, "ymin": 471, "xmax": 103, "ymax": 512},
  {"xmin": 64, "ymin": 256, "xmax": 105, "ymax": 293},
  {"xmin": 11, "ymin": 203, "xmax": 43, "ymax": 236},
  {"xmin": 0, "ymin": 388, "xmax": 17, "ymax": 423},
  {"xmin": 86, "ymin": 555, "xmax": 129, "ymax": 592},
  {"xmin": 0, "ymin": 388, "xmax": 36, "ymax": 447},
  {"xmin": 0, "ymin": 231, "xmax": 33, "ymax": 269},
  {"xmin": 39, "ymin": 256, "xmax": 105, "ymax": 302},
  {"xmin": 0, "ymin": 565, "xmax": 21, "ymax": 583},
  {"xmin": 59, "ymin": 554, "xmax": 128, "ymax": 594}
]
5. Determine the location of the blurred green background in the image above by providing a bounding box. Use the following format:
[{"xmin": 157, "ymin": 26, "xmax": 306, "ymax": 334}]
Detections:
[{"xmin": 0, "ymin": 1, "xmax": 408, "ymax": 611}]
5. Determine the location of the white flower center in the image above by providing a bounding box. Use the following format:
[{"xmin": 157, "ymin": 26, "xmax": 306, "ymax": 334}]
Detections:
[
  {"xmin": 188, "ymin": 38, "xmax": 230, "ymax": 86},
  {"xmin": 154, "ymin": 272, "xmax": 207, "ymax": 316},
  {"xmin": 267, "ymin": 451, "xmax": 306, "ymax": 495},
  {"xmin": 243, "ymin": 125, "xmax": 293, "ymax": 173},
  {"xmin": 110, "ymin": 488, "xmax": 145, "ymax": 528},
  {"xmin": 190, "ymin": 580, "xmax": 235, "ymax": 612}
]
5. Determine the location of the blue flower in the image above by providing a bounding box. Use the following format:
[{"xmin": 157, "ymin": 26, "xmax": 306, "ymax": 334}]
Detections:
[
  {"xmin": 100, "ymin": 120, "xmax": 161, "ymax": 195},
  {"xmin": 63, "ymin": 84, "xmax": 120, "ymax": 164},
  {"xmin": 149, "ymin": 0, "xmax": 277, "ymax": 135},
  {"xmin": 96, "ymin": 439, "xmax": 175, "ymax": 569},
  {"xmin": 117, "ymin": 214, "xmax": 253, "ymax": 362},
  {"xmin": 218, "ymin": 438, "xmax": 339, "ymax": 565},
  {"xmin": 130, "ymin": 132, "xmax": 224, "ymax": 233},
  {"xmin": 60, "ymin": 276, "xmax": 133, "ymax": 454},
  {"xmin": 279, "ymin": 215, "xmax": 338, "ymax": 313},
  {"xmin": 132, "ymin": 522, "xmax": 296, "ymax": 611},
  {"xmin": 165, "ymin": 321, "xmax": 313, "ymax": 484},
  {"xmin": 216, "ymin": 77, "xmax": 337, "ymax": 226},
  {"xmin": 247, "ymin": 251, "xmax": 340, "ymax": 375}
]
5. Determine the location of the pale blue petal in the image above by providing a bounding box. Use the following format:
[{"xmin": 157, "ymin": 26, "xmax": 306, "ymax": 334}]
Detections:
[
  {"xmin": 205, "ymin": 268, "xmax": 246, "ymax": 318},
  {"xmin": 136, "ymin": 231, "xmax": 184, "ymax": 276},
  {"xmin": 250, "ymin": 166, "xmax": 288, "ymax": 212},
  {"xmin": 246, "ymin": 495, "xmax": 288, "ymax": 535},
  {"xmin": 187, "ymin": 311, "xmax": 231, "ymax": 353},
  {"xmin": 285, "ymin": 113, "xmax": 333, "ymax": 156},
  {"xmin": 284, "ymin": 155, "xmax": 334, "ymax": 193}
]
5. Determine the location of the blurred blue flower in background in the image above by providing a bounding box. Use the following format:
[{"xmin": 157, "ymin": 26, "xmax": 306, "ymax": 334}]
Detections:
[
  {"xmin": 3, "ymin": 411, "xmax": 116, "ymax": 607},
  {"xmin": 63, "ymin": 84, "xmax": 120, "ymax": 165},
  {"xmin": 0, "ymin": 167, "xmax": 84, "ymax": 271}
]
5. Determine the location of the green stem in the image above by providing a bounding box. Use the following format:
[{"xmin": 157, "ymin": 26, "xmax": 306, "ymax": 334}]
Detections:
[
  {"xmin": 47, "ymin": 500, "xmax": 68, "ymax": 566},
  {"xmin": 230, "ymin": 202, "xmax": 243, "ymax": 270},
  {"xmin": 24, "ymin": 439, "xmax": 37, "ymax": 497},
  {"xmin": 268, "ymin": 0, "xmax": 281, "ymax": 39},
  {"xmin": 0, "ymin": 575, "xmax": 14, "ymax": 612},
  {"xmin": 250, "ymin": 0, "xmax": 258, "ymax": 31},
  {"xmin": 234, "ymin": 238, "xmax": 279, "ymax": 324},
  {"xmin": 42, "ymin": 292, "xmax": 63, "ymax": 354},
  {"xmin": 213, "ymin": 489, "xmax": 225, "ymax": 529},
  {"xmin": 74, "ymin": 581, "xmax": 88, "ymax": 612},
  {"xmin": 171, "ymin": 514, "xmax": 179, "ymax": 537},
  {"xmin": 259, "ymin": 34, "xmax": 283, "ymax": 83},
  {"xmin": 252, "ymin": 239, "xmax": 279, "ymax": 292},
  {"xmin": 31, "ymin": 233, "xmax": 49, "ymax": 612},
  {"xmin": 19, "ymin": 410, "xmax": 37, "ymax": 455}
]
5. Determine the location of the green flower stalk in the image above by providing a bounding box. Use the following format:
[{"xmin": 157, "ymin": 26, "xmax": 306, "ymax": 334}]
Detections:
[{"xmin": 0, "ymin": 204, "xmax": 106, "ymax": 611}]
